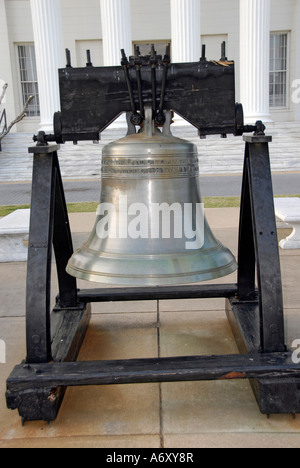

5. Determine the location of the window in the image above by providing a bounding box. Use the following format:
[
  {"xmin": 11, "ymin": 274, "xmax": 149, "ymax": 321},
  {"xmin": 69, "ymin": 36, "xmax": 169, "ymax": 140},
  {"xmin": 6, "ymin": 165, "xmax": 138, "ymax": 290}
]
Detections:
[
  {"xmin": 17, "ymin": 45, "xmax": 40, "ymax": 117},
  {"xmin": 269, "ymin": 33, "xmax": 288, "ymax": 108}
]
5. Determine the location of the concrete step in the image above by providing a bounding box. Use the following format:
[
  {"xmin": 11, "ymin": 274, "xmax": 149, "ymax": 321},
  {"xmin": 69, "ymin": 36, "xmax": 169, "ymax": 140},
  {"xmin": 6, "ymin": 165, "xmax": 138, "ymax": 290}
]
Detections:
[{"xmin": 0, "ymin": 122, "xmax": 299, "ymax": 181}]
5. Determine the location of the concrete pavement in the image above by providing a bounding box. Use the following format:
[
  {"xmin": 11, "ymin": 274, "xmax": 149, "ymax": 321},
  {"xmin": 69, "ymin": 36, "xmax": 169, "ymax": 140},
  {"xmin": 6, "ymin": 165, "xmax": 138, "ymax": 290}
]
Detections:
[{"xmin": 1, "ymin": 208, "xmax": 300, "ymax": 448}]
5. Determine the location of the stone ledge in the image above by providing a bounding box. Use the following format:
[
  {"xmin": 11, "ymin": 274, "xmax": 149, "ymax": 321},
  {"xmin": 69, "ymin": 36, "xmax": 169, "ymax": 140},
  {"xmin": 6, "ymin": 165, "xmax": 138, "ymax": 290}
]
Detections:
[
  {"xmin": 0, "ymin": 209, "xmax": 30, "ymax": 262},
  {"xmin": 275, "ymin": 198, "xmax": 300, "ymax": 250}
]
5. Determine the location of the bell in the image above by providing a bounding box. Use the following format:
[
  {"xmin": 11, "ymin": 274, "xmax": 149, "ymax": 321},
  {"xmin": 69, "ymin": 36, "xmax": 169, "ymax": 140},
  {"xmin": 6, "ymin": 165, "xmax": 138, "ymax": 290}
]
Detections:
[{"xmin": 66, "ymin": 108, "xmax": 237, "ymax": 286}]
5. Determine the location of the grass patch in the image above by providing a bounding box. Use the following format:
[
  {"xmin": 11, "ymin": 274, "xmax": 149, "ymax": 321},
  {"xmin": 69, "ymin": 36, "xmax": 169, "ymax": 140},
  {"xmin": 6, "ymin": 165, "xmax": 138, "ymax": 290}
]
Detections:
[
  {"xmin": 274, "ymin": 194, "xmax": 300, "ymax": 198},
  {"xmin": 202, "ymin": 194, "xmax": 300, "ymax": 209},
  {"xmin": 0, "ymin": 202, "xmax": 99, "ymax": 217},
  {"xmin": 66, "ymin": 202, "xmax": 98, "ymax": 213},
  {"xmin": 0, "ymin": 195, "xmax": 299, "ymax": 217},
  {"xmin": 203, "ymin": 197, "xmax": 241, "ymax": 208},
  {"xmin": 0, "ymin": 204, "xmax": 31, "ymax": 217}
]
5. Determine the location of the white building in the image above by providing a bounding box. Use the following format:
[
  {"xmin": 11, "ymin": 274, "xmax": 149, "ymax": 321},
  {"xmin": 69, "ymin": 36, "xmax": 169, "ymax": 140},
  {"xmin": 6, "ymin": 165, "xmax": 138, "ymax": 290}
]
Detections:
[{"xmin": 1, "ymin": 0, "xmax": 300, "ymax": 134}]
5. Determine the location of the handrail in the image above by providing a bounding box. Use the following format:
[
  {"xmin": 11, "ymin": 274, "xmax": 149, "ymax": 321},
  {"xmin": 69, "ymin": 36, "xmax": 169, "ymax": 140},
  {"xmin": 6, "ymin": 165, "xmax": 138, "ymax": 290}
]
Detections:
[
  {"xmin": 0, "ymin": 108, "xmax": 7, "ymax": 151},
  {"xmin": 0, "ymin": 108, "xmax": 7, "ymax": 133}
]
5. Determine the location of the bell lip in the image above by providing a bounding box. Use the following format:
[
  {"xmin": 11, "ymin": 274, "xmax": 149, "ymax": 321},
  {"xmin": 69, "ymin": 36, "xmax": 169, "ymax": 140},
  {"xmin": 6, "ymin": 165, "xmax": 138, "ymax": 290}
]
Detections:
[
  {"xmin": 66, "ymin": 260, "xmax": 237, "ymax": 286},
  {"xmin": 77, "ymin": 241, "xmax": 230, "ymax": 259}
]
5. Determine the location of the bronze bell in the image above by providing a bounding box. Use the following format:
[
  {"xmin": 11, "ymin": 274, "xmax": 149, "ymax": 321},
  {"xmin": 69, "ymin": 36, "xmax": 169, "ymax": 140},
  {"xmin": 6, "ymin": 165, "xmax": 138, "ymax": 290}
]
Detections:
[{"xmin": 66, "ymin": 108, "xmax": 237, "ymax": 286}]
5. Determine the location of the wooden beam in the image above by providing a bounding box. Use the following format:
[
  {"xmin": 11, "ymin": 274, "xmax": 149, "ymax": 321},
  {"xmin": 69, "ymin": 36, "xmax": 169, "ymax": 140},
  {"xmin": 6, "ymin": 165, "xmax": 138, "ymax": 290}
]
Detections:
[{"xmin": 7, "ymin": 352, "xmax": 300, "ymax": 393}]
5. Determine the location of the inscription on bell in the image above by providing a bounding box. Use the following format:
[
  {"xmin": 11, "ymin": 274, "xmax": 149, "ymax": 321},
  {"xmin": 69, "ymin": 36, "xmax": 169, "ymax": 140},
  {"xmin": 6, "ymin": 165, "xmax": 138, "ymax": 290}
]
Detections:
[{"xmin": 101, "ymin": 156, "xmax": 199, "ymax": 178}]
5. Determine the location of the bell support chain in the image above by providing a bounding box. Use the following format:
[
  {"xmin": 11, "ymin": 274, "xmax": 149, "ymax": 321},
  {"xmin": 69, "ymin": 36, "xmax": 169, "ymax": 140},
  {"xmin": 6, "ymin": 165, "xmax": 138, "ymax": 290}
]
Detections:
[{"xmin": 6, "ymin": 137, "xmax": 300, "ymax": 422}]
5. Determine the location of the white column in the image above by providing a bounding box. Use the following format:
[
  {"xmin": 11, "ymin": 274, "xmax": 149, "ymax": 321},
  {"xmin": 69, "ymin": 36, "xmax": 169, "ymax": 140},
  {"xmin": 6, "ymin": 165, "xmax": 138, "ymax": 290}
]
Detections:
[
  {"xmin": 99, "ymin": 0, "xmax": 132, "ymax": 128},
  {"xmin": 240, "ymin": 0, "xmax": 272, "ymax": 124},
  {"xmin": 30, "ymin": 0, "xmax": 65, "ymax": 132},
  {"xmin": 100, "ymin": 0, "xmax": 132, "ymax": 66},
  {"xmin": 170, "ymin": 0, "xmax": 201, "ymax": 126},
  {"xmin": 170, "ymin": 0, "xmax": 201, "ymax": 63}
]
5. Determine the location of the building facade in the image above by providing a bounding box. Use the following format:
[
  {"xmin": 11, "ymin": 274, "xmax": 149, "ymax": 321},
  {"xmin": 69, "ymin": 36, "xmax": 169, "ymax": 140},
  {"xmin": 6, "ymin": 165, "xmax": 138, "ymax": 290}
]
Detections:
[{"xmin": 0, "ymin": 0, "xmax": 300, "ymax": 133}]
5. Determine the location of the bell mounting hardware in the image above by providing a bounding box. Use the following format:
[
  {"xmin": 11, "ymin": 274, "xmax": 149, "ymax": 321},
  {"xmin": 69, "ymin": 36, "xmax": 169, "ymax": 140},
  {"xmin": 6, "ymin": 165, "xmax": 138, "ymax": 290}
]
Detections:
[
  {"xmin": 6, "ymin": 45, "xmax": 300, "ymax": 423},
  {"xmin": 36, "ymin": 44, "xmax": 257, "ymax": 146}
]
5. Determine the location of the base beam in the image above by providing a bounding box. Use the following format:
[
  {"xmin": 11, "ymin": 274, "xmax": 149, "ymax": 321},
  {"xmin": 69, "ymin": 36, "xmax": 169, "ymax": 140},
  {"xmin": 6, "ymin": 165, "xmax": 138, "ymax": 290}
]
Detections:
[
  {"xmin": 226, "ymin": 297, "xmax": 300, "ymax": 414},
  {"xmin": 6, "ymin": 302, "xmax": 91, "ymax": 422},
  {"xmin": 6, "ymin": 352, "xmax": 300, "ymax": 392}
]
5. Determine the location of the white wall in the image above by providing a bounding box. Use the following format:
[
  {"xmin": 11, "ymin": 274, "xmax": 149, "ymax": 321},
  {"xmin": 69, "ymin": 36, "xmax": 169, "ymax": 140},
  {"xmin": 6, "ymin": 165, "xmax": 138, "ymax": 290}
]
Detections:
[
  {"xmin": 2, "ymin": 0, "xmax": 299, "ymax": 133},
  {"xmin": 61, "ymin": 0, "xmax": 102, "ymax": 67},
  {"xmin": 131, "ymin": 0, "xmax": 171, "ymax": 43}
]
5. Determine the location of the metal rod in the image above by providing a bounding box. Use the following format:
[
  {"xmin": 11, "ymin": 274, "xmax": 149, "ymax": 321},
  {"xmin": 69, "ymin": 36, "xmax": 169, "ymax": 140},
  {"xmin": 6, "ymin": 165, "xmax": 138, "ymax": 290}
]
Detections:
[
  {"xmin": 86, "ymin": 50, "xmax": 93, "ymax": 67},
  {"xmin": 157, "ymin": 45, "xmax": 170, "ymax": 122},
  {"xmin": 134, "ymin": 46, "xmax": 144, "ymax": 118},
  {"xmin": 77, "ymin": 284, "xmax": 238, "ymax": 303},
  {"xmin": 121, "ymin": 49, "xmax": 136, "ymax": 115},
  {"xmin": 65, "ymin": 48, "xmax": 72, "ymax": 68},
  {"xmin": 221, "ymin": 41, "xmax": 227, "ymax": 61},
  {"xmin": 150, "ymin": 45, "xmax": 157, "ymax": 117}
]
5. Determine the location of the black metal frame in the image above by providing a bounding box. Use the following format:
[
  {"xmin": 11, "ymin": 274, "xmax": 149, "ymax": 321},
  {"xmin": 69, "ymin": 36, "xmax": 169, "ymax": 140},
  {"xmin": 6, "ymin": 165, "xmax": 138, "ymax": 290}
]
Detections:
[
  {"xmin": 5, "ymin": 49, "xmax": 300, "ymax": 422},
  {"xmin": 6, "ymin": 134, "xmax": 300, "ymax": 422}
]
